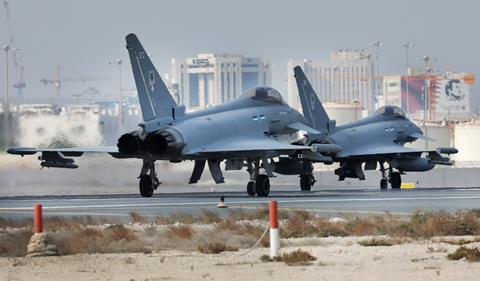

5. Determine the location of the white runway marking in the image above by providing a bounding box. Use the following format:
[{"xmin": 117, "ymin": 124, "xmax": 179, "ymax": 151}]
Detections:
[
  {"xmin": 0, "ymin": 207, "xmax": 409, "ymax": 217},
  {"xmin": 1, "ymin": 195, "xmax": 479, "ymax": 211}
]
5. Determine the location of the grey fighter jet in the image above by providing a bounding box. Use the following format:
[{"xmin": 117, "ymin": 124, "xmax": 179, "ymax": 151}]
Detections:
[
  {"xmin": 284, "ymin": 66, "xmax": 458, "ymax": 190},
  {"xmin": 7, "ymin": 34, "xmax": 322, "ymax": 197}
]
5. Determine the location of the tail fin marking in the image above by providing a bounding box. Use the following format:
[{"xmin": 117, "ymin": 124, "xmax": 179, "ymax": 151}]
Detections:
[
  {"xmin": 126, "ymin": 33, "xmax": 177, "ymax": 121},
  {"xmin": 293, "ymin": 66, "xmax": 331, "ymax": 132}
]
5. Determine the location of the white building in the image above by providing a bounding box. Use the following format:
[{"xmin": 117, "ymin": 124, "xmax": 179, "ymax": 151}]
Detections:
[
  {"xmin": 287, "ymin": 50, "xmax": 375, "ymax": 112},
  {"xmin": 171, "ymin": 54, "xmax": 271, "ymax": 109}
]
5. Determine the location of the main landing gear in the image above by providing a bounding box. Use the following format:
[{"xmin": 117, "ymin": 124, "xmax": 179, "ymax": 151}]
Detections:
[
  {"xmin": 139, "ymin": 159, "xmax": 160, "ymax": 197},
  {"xmin": 300, "ymin": 161, "xmax": 315, "ymax": 192},
  {"xmin": 246, "ymin": 159, "xmax": 271, "ymax": 197},
  {"xmin": 379, "ymin": 161, "xmax": 402, "ymax": 190}
]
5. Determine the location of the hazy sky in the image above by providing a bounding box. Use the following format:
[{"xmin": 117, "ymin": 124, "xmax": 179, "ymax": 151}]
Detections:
[{"xmin": 0, "ymin": 0, "xmax": 478, "ymax": 102}]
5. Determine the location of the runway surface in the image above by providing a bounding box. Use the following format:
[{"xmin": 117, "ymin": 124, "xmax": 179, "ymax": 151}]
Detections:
[{"xmin": 1, "ymin": 187, "xmax": 480, "ymax": 220}]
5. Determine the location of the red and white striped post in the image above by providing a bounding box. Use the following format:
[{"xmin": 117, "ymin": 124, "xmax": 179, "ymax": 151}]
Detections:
[
  {"xmin": 34, "ymin": 203, "xmax": 43, "ymax": 233},
  {"xmin": 269, "ymin": 200, "xmax": 279, "ymax": 258}
]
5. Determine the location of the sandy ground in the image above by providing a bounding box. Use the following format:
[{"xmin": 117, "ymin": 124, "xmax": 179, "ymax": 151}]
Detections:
[{"xmin": 1, "ymin": 237, "xmax": 479, "ymax": 281}]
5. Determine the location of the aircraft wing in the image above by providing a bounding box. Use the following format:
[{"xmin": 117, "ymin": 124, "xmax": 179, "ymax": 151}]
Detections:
[
  {"xmin": 7, "ymin": 146, "xmax": 119, "ymax": 155},
  {"xmin": 187, "ymin": 136, "xmax": 311, "ymax": 157},
  {"xmin": 6, "ymin": 146, "xmax": 129, "ymax": 169}
]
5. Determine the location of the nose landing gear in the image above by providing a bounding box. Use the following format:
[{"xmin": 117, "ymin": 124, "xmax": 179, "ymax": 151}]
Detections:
[
  {"xmin": 245, "ymin": 159, "xmax": 271, "ymax": 197},
  {"xmin": 379, "ymin": 161, "xmax": 402, "ymax": 190}
]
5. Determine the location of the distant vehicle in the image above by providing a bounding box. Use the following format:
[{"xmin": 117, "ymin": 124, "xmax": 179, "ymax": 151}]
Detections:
[
  {"xmin": 7, "ymin": 34, "xmax": 323, "ymax": 197},
  {"xmin": 286, "ymin": 66, "xmax": 458, "ymax": 190}
]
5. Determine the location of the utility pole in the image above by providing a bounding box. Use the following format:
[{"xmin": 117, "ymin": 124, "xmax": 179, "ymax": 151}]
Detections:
[
  {"xmin": 402, "ymin": 42, "xmax": 413, "ymax": 115},
  {"xmin": 423, "ymin": 55, "xmax": 430, "ymax": 150},
  {"xmin": 370, "ymin": 40, "xmax": 383, "ymax": 109},
  {"xmin": 3, "ymin": 44, "xmax": 10, "ymax": 147}
]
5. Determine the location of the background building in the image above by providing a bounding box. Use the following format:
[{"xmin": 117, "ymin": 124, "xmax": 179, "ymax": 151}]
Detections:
[
  {"xmin": 287, "ymin": 50, "xmax": 375, "ymax": 113},
  {"xmin": 171, "ymin": 54, "xmax": 271, "ymax": 109}
]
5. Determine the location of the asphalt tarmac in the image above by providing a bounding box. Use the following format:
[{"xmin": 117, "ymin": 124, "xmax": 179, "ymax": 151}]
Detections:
[{"xmin": 1, "ymin": 187, "xmax": 480, "ymax": 220}]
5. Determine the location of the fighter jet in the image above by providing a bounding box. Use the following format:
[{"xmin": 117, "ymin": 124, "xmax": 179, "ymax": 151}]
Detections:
[
  {"xmin": 283, "ymin": 66, "xmax": 458, "ymax": 190},
  {"xmin": 7, "ymin": 34, "xmax": 324, "ymax": 197}
]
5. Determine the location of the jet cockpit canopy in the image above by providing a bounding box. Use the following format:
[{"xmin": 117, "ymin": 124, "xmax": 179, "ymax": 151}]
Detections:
[
  {"xmin": 375, "ymin": 105, "xmax": 406, "ymax": 119},
  {"xmin": 244, "ymin": 87, "xmax": 285, "ymax": 104}
]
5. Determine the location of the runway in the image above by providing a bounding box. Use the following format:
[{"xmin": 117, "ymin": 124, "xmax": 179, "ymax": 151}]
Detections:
[{"xmin": 1, "ymin": 187, "xmax": 480, "ymax": 220}]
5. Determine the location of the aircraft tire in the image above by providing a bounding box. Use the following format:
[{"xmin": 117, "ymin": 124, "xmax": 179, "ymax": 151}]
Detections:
[
  {"xmin": 380, "ymin": 178, "xmax": 388, "ymax": 189},
  {"xmin": 247, "ymin": 181, "xmax": 256, "ymax": 196},
  {"xmin": 255, "ymin": 175, "xmax": 270, "ymax": 197},
  {"xmin": 139, "ymin": 175, "xmax": 154, "ymax": 197},
  {"xmin": 390, "ymin": 172, "xmax": 401, "ymax": 189},
  {"xmin": 300, "ymin": 175, "xmax": 312, "ymax": 191}
]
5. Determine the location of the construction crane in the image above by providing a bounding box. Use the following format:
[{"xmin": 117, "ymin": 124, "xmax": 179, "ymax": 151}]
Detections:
[
  {"xmin": 3, "ymin": 1, "xmax": 25, "ymax": 98},
  {"xmin": 40, "ymin": 66, "xmax": 109, "ymax": 97}
]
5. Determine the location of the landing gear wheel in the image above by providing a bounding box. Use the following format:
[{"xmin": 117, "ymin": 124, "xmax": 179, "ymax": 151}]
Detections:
[
  {"xmin": 380, "ymin": 178, "xmax": 388, "ymax": 189},
  {"xmin": 389, "ymin": 172, "xmax": 402, "ymax": 189},
  {"xmin": 247, "ymin": 181, "xmax": 256, "ymax": 196},
  {"xmin": 300, "ymin": 175, "xmax": 312, "ymax": 191},
  {"xmin": 255, "ymin": 174, "xmax": 270, "ymax": 197},
  {"xmin": 139, "ymin": 175, "xmax": 154, "ymax": 197}
]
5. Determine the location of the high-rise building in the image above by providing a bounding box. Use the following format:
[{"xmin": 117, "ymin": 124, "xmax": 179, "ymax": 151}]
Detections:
[
  {"xmin": 287, "ymin": 50, "xmax": 375, "ymax": 112},
  {"xmin": 171, "ymin": 54, "xmax": 271, "ymax": 109}
]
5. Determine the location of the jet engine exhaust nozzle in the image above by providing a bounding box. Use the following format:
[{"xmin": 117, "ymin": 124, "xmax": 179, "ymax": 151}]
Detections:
[
  {"xmin": 144, "ymin": 128, "xmax": 184, "ymax": 156},
  {"xmin": 117, "ymin": 132, "xmax": 142, "ymax": 154}
]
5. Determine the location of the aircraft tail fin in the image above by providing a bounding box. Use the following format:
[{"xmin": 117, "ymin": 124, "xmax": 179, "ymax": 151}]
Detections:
[
  {"xmin": 126, "ymin": 33, "xmax": 177, "ymax": 121},
  {"xmin": 294, "ymin": 66, "xmax": 333, "ymax": 132}
]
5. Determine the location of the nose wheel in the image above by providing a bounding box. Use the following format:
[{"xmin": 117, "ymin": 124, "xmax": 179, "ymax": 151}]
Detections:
[
  {"xmin": 379, "ymin": 161, "xmax": 402, "ymax": 189},
  {"xmin": 245, "ymin": 159, "xmax": 271, "ymax": 197},
  {"xmin": 255, "ymin": 174, "xmax": 270, "ymax": 197},
  {"xmin": 389, "ymin": 172, "xmax": 402, "ymax": 189},
  {"xmin": 380, "ymin": 178, "xmax": 388, "ymax": 189}
]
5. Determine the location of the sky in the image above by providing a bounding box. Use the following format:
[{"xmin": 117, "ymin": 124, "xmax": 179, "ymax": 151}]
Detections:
[{"xmin": 0, "ymin": 0, "xmax": 478, "ymax": 106}]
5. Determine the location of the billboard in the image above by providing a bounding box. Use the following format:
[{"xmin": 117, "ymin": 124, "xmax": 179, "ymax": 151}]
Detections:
[
  {"xmin": 434, "ymin": 78, "xmax": 470, "ymax": 120},
  {"xmin": 400, "ymin": 74, "xmax": 471, "ymax": 121}
]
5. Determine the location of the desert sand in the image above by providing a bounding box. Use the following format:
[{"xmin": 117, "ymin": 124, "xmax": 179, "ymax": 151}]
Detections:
[{"xmin": 2, "ymin": 236, "xmax": 479, "ymax": 281}]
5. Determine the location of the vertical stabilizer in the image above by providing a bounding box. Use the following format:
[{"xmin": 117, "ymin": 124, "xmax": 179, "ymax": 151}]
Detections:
[
  {"xmin": 294, "ymin": 66, "xmax": 332, "ymax": 132},
  {"xmin": 126, "ymin": 33, "xmax": 177, "ymax": 121}
]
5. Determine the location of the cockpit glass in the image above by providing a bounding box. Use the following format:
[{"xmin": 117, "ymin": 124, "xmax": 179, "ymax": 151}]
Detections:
[
  {"xmin": 243, "ymin": 87, "xmax": 285, "ymax": 104},
  {"xmin": 375, "ymin": 106, "xmax": 406, "ymax": 118}
]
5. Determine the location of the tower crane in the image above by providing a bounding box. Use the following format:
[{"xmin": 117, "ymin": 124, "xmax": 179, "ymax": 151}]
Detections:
[{"xmin": 40, "ymin": 66, "xmax": 109, "ymax": 97}]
